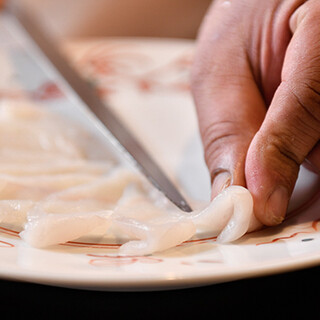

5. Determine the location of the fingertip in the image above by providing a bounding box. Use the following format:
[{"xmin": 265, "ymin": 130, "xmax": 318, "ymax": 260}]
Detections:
[
  {"xmin": 249, "ymin": 184, "xmax": 289, "ymax": 227},
  {"xmin": 245, "ymin": 133, "xmax": 295, "ymax": 227}
]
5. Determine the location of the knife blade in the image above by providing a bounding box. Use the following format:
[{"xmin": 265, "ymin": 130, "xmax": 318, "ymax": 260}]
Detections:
[{"xmin": 9, "ymin": 5, "xmax": 193, "ymax": 212}]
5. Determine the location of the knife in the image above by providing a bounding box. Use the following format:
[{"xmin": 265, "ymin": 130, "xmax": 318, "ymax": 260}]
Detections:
[{"xmin": 9, "ymin": 5, "xmax": 193, "ymax": 212}]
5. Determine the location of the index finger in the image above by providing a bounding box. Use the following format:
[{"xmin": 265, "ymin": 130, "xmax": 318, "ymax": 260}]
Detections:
[{"xmin": 191, "ymin": 1, "xmax": 266, "ymax": 198}]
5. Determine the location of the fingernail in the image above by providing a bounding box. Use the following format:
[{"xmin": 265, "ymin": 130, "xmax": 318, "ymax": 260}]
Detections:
[
  {"xmin": 211, "ymin": 171, "xmax": 231, "ymax": 199},
  {"xmin": 265, "ymin": 186, "xmax": 288, "ymax": 225}
]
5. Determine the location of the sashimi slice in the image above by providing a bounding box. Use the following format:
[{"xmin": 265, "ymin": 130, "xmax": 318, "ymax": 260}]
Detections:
[{"xmin": 20, "ymin": 210, "xmax": 112, "ymax": 248}]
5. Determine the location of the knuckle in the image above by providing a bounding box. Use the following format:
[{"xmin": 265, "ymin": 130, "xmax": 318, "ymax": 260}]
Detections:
[
  {"xmin": 265, "ymin": 131, "xmax": 302, "ymax": 167},
  {"xmin": 203, "ymin": 123, "xmax": 235, "ymax": 165},
  {"xmin": 298, "ymin": 79, "xmax": 320, "ymax": 120},
  {"xmin": 201, "ymin": 121, "xmax": 248, "ymax": 170},
  {"xmin": 282, "ymin": 80, "xmax": 320, "ymax": 136},
  {"xmin": 259, "ymin": 132, "xmax": 301, "ymax": 186},
  {"xmin": 298, "ymin": 0, "xmax": 320, "ymax": 19},
  {"xmin": 259, "ymin": 79, "xmax": 320, "ymax": 180},
  {"xmin": 291, "ymin": 0, "xmax": 320, "ymax": 28}
]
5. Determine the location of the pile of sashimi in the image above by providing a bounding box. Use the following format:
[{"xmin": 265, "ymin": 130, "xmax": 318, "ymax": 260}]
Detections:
[{"xmin": 0, "ymin": 100, "xmax": 260, "ymax": 255}]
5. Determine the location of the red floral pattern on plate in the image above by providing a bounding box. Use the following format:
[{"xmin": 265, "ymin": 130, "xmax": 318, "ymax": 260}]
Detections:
[
  {"xmin": 87, "ymin": 254, "xmax": 163, "ymax": 266},
  {"xmin": 256, "ymin": 219, "xmax": 320, "ymax": 246},
  {"xmin": 0, "ymin": 81, "xmax": 63, "ymax": 101},
  {"xmin": 64, "ymin": 41, "xmax": 193, "ymax": 99},
  {"xmin": 0, "ymin": 240, "xmax": 14, "ymax": 248}
]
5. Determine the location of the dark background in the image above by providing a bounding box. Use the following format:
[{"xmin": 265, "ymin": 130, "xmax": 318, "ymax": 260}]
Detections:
[{"xmin": 1, "ymin": 264, "xmax": 318, "ymax": 319}]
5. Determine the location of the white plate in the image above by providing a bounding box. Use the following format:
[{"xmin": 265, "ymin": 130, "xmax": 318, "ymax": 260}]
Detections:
[{"xmin": 0, "ymin": 13, "xmax": 320, "ymax": 291}]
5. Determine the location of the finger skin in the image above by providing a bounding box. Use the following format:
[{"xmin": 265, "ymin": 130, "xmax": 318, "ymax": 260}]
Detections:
[
  {"xmin": 191, "ymin": 0, "xmax": 302, "ymax": 200},
  {"xmin": 291, "ymin": 0, "xmax": 320, "ymax": 174},
  {"xmin": 192, "ymin": 0, "xmax": 320, "ymax": 227},
  {"xmin": 191, "ymin": 0, "xmax": 267, "ymax": 199},
  {"xmin": 246, "ymin": 0, "xmax": 320, "ymax": 225}
]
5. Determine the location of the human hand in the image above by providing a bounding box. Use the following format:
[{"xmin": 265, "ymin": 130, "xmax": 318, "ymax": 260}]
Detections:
[{"xmin": 191, "ymin": 0, "xmax": 320, "ymax": 226}]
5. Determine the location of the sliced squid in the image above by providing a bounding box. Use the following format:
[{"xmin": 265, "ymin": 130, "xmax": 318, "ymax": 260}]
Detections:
[
  {"xmin": 0, "ymin": 160, "xmax": 112, "ymax": 176},
  {"xmin": 115, "ymin": 217, "xmax": 196, "ymax": 256},
  {"xmin": 0, "ymin": 200, "xmax": 35, "ymax": 225},
  {"xmin": 0, "ymin": 100, "xmax": 259, "ymax": 255},
  {"xmin": 191, "ymin": 186, "xmax": 254, "ymax": 243},
  {"xmin": 44, "ymin": 168, "xmax": 145, "ymax": 204},
  {"xmin": 20, "ymin": 209, "xmax": 113, "ymax": 248},
  {"xmin": 0, "ymin": 173, "xmax": 100, "ymax": 201},
  {"xmin": 111, "ymin": 185, "xmax": 254, "ymax": 255},
  {"xmin": 19, "ymin": 171, "xmax": 147, "ymax": 248},
  {"xmin": 112, "ymin": 186, "xmax": 196, "ymax": 255},
  {"xmin": 0, "ymin": 102, "xmax": 84, "ymax": 159}
]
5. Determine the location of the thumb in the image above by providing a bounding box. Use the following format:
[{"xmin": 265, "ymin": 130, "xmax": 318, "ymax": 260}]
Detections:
[{"xmin": 246, "ymin": 1, "xmax": 320, "ymax": 226}]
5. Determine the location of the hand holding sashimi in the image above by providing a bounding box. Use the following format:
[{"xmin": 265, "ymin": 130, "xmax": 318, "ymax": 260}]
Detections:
[{"xmin": 192, "ymin": 0, "xmax": 320, "ymax": 226}]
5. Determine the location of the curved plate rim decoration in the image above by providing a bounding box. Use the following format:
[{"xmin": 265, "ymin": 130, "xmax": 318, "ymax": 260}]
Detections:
[{"xmin": 1, "ymin": 235, "xmax": 320, "ymax": 292}]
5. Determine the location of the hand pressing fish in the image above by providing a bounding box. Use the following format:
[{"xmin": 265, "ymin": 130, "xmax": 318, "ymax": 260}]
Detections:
[
  {"xmin": 0, "ymin": 100, "xmax": 261, "ymax": 255},
  {"xmin": 20, "ymin": 182, "xmax": 258, "ymax": 255},
  {"xmin": 112, "ymin": 184, "xmax": 260, "ymax": 255}
]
